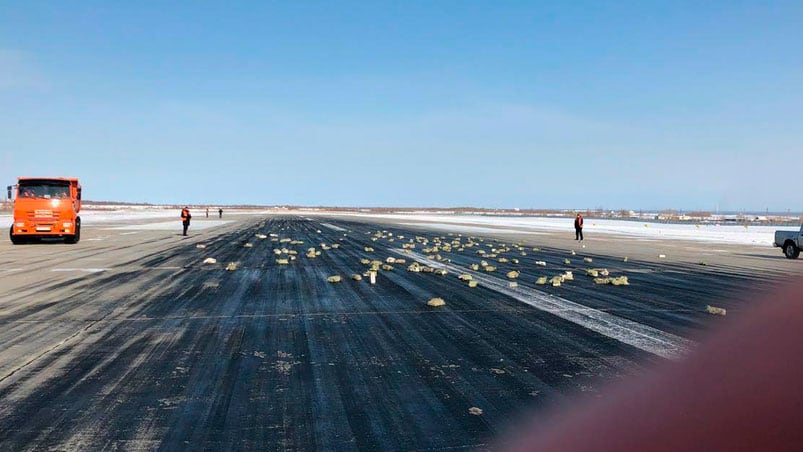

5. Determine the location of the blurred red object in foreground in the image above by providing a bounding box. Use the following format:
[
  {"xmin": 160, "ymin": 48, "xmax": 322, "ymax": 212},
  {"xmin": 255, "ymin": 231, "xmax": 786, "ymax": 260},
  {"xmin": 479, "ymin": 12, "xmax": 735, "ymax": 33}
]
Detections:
[{"xmin": 505, "ymin": 282, "xmax": 803, "ymax": 452}]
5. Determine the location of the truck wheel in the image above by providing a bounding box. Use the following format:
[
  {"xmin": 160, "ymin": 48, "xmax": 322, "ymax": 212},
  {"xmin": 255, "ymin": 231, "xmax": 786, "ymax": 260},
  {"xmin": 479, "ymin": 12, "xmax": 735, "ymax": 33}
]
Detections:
[
  {"xmin": 9, "ymin": 227, "xmax": 24, "ymax": 245},
  {"xmin": 65, "ymin": 219, "xmax": 81, "ymax": 244},
  {"xmin": 783, "ymin": 242, "xmax": 800, "ymax": 259}
]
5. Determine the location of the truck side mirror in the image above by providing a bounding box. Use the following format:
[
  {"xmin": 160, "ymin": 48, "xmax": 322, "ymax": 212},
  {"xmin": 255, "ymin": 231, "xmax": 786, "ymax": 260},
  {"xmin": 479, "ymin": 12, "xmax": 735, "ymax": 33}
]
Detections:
[
  {"xmin": 6, "ymin": 186, "xmax": 11, "ymax": 200},
  {"xmin": 77, "ymin": 188, "xmax": 82, "ymax": 200}
]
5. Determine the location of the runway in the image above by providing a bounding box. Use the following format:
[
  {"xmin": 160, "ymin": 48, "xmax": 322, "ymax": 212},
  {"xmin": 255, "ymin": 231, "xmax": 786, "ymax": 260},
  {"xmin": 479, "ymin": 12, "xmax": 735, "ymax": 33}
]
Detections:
[{"xmin": 0, "ymin": 214, "xmax": 793, "ymax": 450}]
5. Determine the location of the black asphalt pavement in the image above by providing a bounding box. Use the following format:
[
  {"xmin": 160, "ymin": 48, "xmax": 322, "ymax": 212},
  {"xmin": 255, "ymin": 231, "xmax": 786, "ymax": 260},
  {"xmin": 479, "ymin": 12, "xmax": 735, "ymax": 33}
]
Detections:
[{"xmin": 0, "ymin": 215, "xmax": 785, "ymax": 450}]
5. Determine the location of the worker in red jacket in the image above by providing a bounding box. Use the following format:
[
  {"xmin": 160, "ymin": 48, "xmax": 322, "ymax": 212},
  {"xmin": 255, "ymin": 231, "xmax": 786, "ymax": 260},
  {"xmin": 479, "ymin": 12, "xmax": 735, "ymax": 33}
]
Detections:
[
  {"xmin": 181, "ymin": 207, "xmax": 192, "ymax": 236},
  {"xmin": 574, "ymin": 213, "xmax": 584, "ymax": 241}
]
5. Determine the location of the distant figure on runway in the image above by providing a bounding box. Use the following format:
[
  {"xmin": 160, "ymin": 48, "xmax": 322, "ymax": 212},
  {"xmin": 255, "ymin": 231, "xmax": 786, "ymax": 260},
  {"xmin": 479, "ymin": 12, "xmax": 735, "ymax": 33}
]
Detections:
[
  {"xmin": 218, "ymin": 208, "xmax": 223, "ymax": 219},
  {"xmin": 574, "ymin": 213, "xmax": 584, "ymax": 241},
  {"xmin": 181, "ymin": 207, "xmax": 192, "ymax": 236},
  {"xmin": 206, "ymin": 208, "xmax": 209, "ymax": 218}
]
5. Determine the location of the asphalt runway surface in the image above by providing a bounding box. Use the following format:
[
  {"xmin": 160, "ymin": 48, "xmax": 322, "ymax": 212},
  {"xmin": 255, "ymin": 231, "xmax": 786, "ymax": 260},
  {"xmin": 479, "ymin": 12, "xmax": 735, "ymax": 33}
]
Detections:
[{"xmin": 0, "ymin": 214, "xmax": 798, "ymax": 450}]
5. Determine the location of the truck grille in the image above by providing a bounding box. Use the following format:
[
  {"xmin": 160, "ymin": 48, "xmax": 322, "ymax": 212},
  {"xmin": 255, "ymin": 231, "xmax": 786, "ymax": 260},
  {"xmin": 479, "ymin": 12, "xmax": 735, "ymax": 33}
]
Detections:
[{"xmin": 28, "ymin": 210, "xmax": 58, "ymax": 220}]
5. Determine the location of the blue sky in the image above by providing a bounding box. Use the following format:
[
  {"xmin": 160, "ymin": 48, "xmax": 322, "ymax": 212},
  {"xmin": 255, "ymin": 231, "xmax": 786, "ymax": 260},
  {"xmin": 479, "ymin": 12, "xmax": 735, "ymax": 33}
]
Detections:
[{"xmin": 1, "ymin": 1, "xmax": 800, "ymax": 210}]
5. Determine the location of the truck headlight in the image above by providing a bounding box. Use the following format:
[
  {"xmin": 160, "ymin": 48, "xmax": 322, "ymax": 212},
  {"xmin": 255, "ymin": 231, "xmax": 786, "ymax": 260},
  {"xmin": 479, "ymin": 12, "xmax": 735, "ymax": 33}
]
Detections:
[
  {"xmin": 15, "ymin": 222, "xmax": 25, "ymax": 227},
  {"xmin": 63, "ymin": 222, "xmax": 72, "ymax": 227}
]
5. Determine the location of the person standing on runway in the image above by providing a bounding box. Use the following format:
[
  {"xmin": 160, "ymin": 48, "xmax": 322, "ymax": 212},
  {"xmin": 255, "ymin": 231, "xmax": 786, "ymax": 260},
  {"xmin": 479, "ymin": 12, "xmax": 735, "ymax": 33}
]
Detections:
[
  {"xmin": 181, "ymin": 206, "xmax": 192, "ymax": 236},
  {"xmin": 574, "ymin": 213, "xmax": 584, "ymax": 241}
]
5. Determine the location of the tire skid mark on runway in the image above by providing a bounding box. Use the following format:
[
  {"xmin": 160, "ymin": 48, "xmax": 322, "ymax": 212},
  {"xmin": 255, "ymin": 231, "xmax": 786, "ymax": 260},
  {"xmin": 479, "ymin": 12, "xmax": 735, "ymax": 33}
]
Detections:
[
  {"xmin": 50, "ymin": 268, "xmax": 107, "ymax": 273},
  {"xmin": 0, "ymin": 309, "xmax": 527, "ymax": 324},
  {"xmin": 0, "ymin": 317, "xmax": 105, "ymax": 385},
  {"xmin": 397, "ymin": 249, "xmax": 695, "ymax": 360},
  {"xmin": 0, "ymin": 268, "xmax": 25, "ymax": 273},
  {"xmin": 0, "ymin": 223, "xmax": 253, "ymax": 399}
]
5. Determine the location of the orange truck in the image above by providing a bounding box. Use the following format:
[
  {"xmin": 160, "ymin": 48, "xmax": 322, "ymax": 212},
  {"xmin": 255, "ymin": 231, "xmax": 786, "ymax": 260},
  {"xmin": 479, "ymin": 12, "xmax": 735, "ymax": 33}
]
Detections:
[{"xmin": 7, "ymin": 177, "xmax": 82, "ymax": 244}]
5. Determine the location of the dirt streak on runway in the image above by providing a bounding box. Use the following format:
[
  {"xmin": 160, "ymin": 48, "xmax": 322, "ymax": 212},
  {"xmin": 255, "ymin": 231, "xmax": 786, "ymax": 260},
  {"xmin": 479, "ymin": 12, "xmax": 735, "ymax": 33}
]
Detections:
[{"xmin": 0, "ymin": 215, "xmax": 794, "ymax": 450}]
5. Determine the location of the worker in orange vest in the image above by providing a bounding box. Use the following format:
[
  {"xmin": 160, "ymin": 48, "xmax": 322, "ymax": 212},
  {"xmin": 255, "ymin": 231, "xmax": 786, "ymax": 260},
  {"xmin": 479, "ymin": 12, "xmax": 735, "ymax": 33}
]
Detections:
[
  {"xmin": 574, "ymin": 213, "xmax": 584, "ymax": 241},
  {"xmin": 181, "ymin": 207, "xmax": 192, "ymax": 236}
]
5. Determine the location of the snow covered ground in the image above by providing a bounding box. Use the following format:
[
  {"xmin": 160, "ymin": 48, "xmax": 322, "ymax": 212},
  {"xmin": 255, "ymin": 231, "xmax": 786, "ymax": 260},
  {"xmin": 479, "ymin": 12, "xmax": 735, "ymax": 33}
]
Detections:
[
  {"xmin": 0, "ymin": 209, "xmax": 176, "ymax": 229},
  {"xmin": 0, "ymin": 207, "xmax": 267, "ymax": 230},
  {"xmin": 342, "ymin": 213, "xmax": 789, "ymax": 247},
  {"xmin": 1, "ymin": 208, "xmax": 795, "ymax": 246}
]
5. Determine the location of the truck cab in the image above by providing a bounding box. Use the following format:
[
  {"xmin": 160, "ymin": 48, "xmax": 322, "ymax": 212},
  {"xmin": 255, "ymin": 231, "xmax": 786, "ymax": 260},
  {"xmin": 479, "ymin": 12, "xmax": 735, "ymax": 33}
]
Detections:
[
  {"xmin": 7, "ymin": 177, "xmax": 82, "ymax": 244},
  {"xmin": 773, "ymin": 224, "xmax": 803, "ymax": 259}
]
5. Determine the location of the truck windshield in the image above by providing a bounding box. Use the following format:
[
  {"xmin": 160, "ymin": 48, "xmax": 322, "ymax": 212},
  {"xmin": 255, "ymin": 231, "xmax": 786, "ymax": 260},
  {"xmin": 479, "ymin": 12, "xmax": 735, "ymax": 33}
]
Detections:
[{"xmin": 18, "ymin": 181, "xmax": 70, "ymax": 199}]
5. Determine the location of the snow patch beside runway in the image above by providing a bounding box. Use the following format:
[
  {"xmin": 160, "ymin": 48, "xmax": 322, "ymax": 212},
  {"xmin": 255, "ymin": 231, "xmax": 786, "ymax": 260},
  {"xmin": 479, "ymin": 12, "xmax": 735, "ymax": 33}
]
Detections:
[
  {"xmin": 399, "ymin": 222, "xmax": 536, "ymax": 235},
  {"xmin": 346, "ymin": 213, "xmax": 778, "ymax": 246}
]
